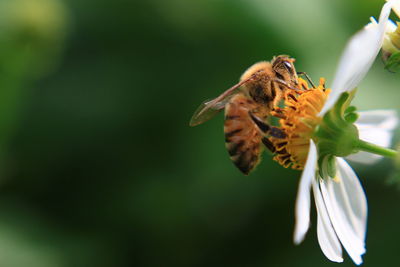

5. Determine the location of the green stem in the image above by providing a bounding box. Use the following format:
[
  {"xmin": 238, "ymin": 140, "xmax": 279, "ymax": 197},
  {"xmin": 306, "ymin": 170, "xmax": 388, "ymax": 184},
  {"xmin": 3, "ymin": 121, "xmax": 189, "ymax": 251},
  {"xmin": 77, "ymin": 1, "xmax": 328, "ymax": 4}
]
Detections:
[{"xmin": 356, "ymin": 140, "xmax": 398, "ymax": 158}]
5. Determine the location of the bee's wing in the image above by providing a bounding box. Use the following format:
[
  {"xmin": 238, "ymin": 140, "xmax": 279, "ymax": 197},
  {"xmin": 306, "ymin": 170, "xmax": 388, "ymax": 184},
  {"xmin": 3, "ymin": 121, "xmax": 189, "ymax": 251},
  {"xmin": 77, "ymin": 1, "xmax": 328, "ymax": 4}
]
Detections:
[
  {"xmin": 189, "ymin": 75, "xmax": 257, "ymax": 127},
  {"xmin": 189, "ymin": 96, "xmax": 233, "ymax": 126}
]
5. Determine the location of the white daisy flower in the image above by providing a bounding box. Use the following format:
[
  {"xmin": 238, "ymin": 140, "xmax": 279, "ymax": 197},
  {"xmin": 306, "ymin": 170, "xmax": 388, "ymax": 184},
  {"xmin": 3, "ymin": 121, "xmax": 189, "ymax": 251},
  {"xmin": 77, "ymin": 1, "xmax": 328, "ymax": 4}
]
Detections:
[{"xmin": 267, "ymin": 1, "xmax": 398, "ymax": 264}]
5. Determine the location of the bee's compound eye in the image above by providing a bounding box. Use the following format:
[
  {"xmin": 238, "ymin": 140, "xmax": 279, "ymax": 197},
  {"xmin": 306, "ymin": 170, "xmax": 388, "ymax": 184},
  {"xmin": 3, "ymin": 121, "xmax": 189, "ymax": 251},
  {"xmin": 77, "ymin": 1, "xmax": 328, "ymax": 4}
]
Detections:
[
  {"xmin": 284, "ymin": 61, "xmax": 292, "ymax": 69},
  {"xmin": 283, "ymin": 61, "xmax": 294, "ymax": 74}
]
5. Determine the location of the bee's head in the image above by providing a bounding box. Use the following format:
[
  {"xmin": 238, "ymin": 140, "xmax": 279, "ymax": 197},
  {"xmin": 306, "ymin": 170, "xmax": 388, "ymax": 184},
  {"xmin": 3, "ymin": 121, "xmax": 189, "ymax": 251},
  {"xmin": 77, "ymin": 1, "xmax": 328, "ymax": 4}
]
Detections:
[{"xmin": 272, "ymin": 55, "xmax": 298, "ymax": 86}]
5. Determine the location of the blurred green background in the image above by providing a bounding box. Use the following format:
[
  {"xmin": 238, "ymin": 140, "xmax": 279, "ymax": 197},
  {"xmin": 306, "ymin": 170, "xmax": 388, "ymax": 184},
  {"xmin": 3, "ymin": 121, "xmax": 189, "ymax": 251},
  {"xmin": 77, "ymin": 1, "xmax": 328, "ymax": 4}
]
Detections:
[{"xmin": 0, "ymin": 0, "xmax": 398, "ymax": 266}]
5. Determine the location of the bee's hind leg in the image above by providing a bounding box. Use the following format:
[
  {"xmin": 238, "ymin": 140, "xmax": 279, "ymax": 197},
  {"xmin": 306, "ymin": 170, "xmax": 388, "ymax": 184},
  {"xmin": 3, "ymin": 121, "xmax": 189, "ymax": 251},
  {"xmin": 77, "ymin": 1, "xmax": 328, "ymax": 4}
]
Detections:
[
  {"xmin": 248, "ymin": 112, "xmax": 270, "ymax": 133},
  {"xmin": 262, "ymin": 137, "xmax": 276, "ymax": 153},
  {"xmin": 248, "ymin": 112, "xmax": 286, "ymax": 139}
]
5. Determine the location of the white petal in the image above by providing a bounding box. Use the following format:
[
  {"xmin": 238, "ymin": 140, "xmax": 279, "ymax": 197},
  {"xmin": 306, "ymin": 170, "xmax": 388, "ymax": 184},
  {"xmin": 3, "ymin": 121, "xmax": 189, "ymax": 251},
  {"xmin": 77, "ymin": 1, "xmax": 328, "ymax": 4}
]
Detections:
[
  {"xmin": 312, "ymin": 177, "xmax": 343, "ymax": 263},
  {"xmin": 387, "ymin": 19, "xmax": 398, "ymax": 32},
  {"xmin": 355, "ymin": 110, "xmax": 398, "ymax": 130},
  {"xmin": 293, "ymin": 140, "xmax": 318, "ymax": 245},
  {"xmin": 347, "ymin": 110, "xmax": 398, "ymax": 164},
  {"xmin": 388, "ymin": 0, "xmax": 400, "ymax": 18},
  {"xmin": 364, "ymin": 16, "xmax": 378, "ymax": 30},
  {"xmin": 385, "ymin": 19, "xmax": 398, "ymax": 34},
  {"xmin": 319, "ymin": 159, "xmax": 367, "ymax": 265},
  {"xmin": 336, "ymin": 158, "xmax": 368, "ymax": 240},
  {"xmin": 367, "ymin": 16, "xmax": 397, "ymax": 32},
  {"xmin": 319, "ymin": 2, "xmax": 392, "ymax": 116}
]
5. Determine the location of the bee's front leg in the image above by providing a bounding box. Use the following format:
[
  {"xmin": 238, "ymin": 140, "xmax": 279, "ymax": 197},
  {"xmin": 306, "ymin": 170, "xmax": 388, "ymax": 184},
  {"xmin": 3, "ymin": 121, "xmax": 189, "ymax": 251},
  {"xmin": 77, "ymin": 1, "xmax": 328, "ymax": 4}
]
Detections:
[{"xmin": 273, "ymin": 78, "xmax": 299, "ymax": 91}]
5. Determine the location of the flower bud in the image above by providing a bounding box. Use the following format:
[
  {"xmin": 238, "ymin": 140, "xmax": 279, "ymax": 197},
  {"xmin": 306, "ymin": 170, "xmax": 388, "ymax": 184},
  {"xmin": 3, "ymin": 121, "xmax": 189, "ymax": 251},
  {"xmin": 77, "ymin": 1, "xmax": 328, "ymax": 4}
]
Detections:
[{"xmin": 380, "ymin": 20, "xmax": 400, "ymax": 71}]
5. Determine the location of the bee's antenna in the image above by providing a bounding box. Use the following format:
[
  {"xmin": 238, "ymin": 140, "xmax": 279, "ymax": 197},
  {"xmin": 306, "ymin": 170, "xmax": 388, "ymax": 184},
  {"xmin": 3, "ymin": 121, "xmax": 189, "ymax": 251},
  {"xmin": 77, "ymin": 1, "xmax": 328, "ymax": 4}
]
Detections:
[{"xmin": 297, "ymin": 72, "xmax": 316, "ymax": 88}]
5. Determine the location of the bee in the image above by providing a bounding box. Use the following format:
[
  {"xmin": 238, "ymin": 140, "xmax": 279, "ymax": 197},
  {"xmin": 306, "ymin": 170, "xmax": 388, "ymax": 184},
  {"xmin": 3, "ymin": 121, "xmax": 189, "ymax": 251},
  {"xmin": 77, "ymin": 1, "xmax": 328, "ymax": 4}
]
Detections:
[{"xmin": 190, "ymin": 55, "xmax": 304, "ymax": 175}]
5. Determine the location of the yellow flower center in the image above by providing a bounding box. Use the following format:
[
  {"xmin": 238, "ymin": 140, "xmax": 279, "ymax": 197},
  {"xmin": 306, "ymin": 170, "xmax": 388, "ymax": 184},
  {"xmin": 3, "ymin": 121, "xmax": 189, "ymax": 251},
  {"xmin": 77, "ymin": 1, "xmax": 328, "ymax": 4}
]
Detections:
[
  {"xmin": 269, "ymin": 78, "xmax": 330, "ymax": 170},
  {"xmin": 389, "ymin": 21, "xmax": 400, "ymax": 50}
]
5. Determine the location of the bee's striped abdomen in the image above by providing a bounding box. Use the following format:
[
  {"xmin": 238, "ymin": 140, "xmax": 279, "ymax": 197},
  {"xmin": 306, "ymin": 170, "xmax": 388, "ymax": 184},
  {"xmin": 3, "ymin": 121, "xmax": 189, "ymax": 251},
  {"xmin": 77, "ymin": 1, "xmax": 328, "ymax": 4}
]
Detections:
[{"xmin": 224, "ymin": 94, "xmax": 264, "ymax": 175}]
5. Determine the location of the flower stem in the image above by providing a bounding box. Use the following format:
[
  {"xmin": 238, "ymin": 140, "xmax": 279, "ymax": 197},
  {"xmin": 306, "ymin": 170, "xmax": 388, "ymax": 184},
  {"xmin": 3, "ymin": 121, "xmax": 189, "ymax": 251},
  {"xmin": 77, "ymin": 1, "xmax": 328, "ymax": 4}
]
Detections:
[{"xmin": 356, "ymin": 140, "xmax": 398, "ymax": 158}]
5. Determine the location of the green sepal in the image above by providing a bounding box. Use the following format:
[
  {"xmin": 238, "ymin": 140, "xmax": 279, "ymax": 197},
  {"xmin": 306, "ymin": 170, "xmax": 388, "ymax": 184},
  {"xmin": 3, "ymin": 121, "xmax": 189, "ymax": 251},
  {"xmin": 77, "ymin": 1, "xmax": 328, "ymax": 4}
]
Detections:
[
  {"xmin": 345, "ymin": 106, "xmax": 357, "ymax": 114},
  {"xmin": 317, "ymin": 155, "xmax": 327, "ymax": 178},
  {"xmin": 344, "ymin": 112, "xmax": 359, "ymax": 124},
  {"xmin": 317, "ymin": 154, "xmax": 337, "ymax": 179},
  {"xmin": 344, "ymin": 106, "xmax": 358, "ymax": 123},
  {"xmin": 331, "ymin": 92, "xmax": 350, "ymax": 125},
  {"xmin": 384, "ymin": 52, "xmax": 400, "ymax": 72},
  {"xmin": 314, "ymin": 91, "xmax": 359, "ymax": 158}
]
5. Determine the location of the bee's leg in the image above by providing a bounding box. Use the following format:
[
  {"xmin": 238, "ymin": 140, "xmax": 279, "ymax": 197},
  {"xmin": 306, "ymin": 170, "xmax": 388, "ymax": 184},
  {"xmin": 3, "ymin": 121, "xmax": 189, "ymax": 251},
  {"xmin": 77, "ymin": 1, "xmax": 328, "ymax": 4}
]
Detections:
[
  {"xmin": 272, "ymin": 79, "xmax": 299, "ymax": 91},
  {"xmin": 297, "ymin": 72, "xmax": 316, "ymax": 88},
  {"xmin": 271, "ymin": 107, "xmax": 285, "ymax": 119},
  {"xmin": 248, "ymin": 112, "xmax": 286, "ymax": 139},
  {"xmin": 269, "ymin": 127, "xmax": 287, "ymax": 139},
  {"xmin": 248, "ymin": 112, "xmax": 270, "ymax": 133},
  {"xmin": 261, "ymin": 137, "xmax": 276, "ymax": 153}
]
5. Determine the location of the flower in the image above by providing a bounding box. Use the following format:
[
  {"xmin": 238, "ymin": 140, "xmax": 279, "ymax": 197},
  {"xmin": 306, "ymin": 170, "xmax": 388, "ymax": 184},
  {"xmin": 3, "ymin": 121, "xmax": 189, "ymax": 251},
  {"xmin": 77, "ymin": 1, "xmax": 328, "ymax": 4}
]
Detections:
[
  {"xmin": 268, "ymin": 1, "xmax": 399, "ymax": 264},
  {"xmin": 270, "ymin": 82, "xmax": 398, "ymax": 264},
  {"xmin": 270, "ymin": 88, "xmax": 398, "ymax": 265},
  {"xmin": 293, "ymin": 110, "xmax": 397, "ymax": 264},
  {"xmin": 369, "ymin": 0, "xmax": 400, "ymax": 71}
]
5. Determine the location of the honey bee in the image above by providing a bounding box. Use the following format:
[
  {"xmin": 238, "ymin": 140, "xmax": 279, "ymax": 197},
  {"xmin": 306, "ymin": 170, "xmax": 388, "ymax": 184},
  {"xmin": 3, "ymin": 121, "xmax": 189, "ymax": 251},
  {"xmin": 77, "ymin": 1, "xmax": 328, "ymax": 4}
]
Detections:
[{"xmin": 190, "ymin": 55, "xmax": 303, "ymax": 175}]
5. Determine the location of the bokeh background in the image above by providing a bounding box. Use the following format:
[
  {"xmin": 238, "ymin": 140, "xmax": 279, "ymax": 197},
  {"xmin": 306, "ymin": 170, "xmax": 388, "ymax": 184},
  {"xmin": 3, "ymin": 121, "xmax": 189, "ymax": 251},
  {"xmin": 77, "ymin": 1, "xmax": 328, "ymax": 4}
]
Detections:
[{"xmin": 0, "ymin": 0, "xmax": 398, "ymax": 266}]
